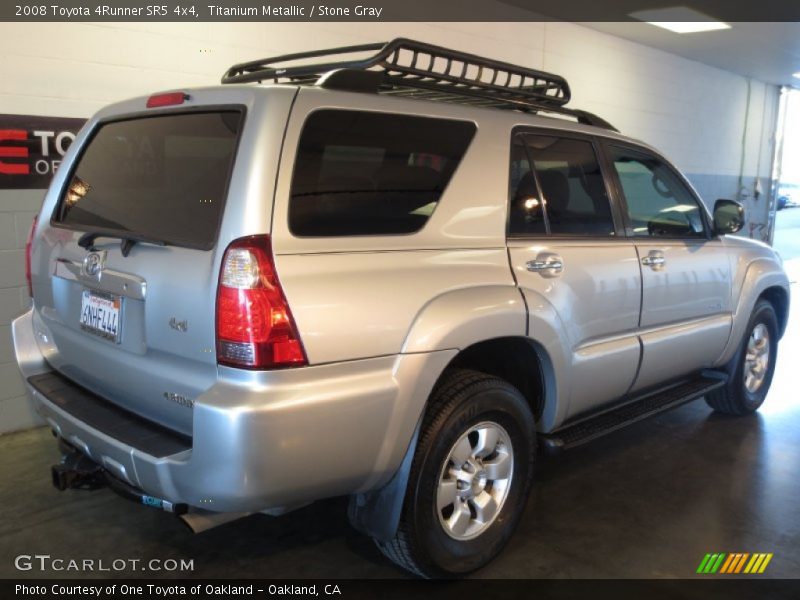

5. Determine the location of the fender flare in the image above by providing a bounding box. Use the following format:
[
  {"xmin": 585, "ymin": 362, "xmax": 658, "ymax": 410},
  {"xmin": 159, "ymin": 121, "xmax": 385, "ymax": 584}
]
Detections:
[
  {"xmin": 400, "ymin": 285, "xmax": 527, "ymax": 354},
  {"xmin": 718, "ymin": 258, "xmax": 790, "ymax": 366}
]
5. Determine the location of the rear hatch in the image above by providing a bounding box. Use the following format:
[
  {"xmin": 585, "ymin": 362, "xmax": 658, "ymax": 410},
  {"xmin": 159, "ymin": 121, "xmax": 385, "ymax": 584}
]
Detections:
[{"xmin": 35, "ymin": 106, "xmax": 245, "ymax": 436}]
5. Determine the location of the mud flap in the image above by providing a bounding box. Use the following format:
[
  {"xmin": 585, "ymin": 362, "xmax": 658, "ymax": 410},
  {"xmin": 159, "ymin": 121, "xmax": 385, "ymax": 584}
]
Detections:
[{"xmin": 347, "ymin": 423, "xmax": 420, "ymax": 542}]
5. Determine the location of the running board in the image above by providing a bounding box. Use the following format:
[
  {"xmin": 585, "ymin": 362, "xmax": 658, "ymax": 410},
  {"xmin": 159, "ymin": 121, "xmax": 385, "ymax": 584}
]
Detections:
[{"xmin": 540, "ymin": 372, "xmax": 727, "ymax": 452}]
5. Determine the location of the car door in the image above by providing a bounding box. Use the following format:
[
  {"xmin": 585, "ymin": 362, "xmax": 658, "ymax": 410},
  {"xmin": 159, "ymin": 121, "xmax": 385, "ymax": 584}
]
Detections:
[
  {"xmin": 507, "ymin": 131, "xmax": 642, "ymax": 423},
  {"xmin": 604, "ymin": 143, "xmax": 733, "ymax": 393}
]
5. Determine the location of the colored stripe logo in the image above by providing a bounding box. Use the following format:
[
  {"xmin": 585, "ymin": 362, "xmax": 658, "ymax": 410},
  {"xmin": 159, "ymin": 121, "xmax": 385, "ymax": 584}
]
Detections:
[{"xmin": 697, "ymin": 553, "xmax": 773, "ymax": 574}]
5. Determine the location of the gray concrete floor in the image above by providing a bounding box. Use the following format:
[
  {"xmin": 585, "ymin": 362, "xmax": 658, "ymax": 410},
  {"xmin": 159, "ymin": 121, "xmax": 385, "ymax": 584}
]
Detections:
[{"xmin": 1, "ymin": 214, "xmax": 799, "ymax": 579}]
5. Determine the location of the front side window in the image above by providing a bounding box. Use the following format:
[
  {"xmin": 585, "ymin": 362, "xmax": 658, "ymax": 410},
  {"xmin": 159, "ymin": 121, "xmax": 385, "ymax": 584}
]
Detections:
[
  {"xmin": 289, "ymin": 110, "xmax": 476, "ymax": 237},
  {"xmin": 610, "ymin": 146, "xmax": 706, "ymax": 238},
  {"xmin": 509, "ymin": 134, "xmax": 615, "ymax": 236}
]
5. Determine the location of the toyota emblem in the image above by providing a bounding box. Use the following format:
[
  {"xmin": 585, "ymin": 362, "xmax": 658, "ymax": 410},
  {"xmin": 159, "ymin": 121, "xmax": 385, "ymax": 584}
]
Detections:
[{"xmin": 82, "ymin": 251, "xmax": 106, "ymax": 277}]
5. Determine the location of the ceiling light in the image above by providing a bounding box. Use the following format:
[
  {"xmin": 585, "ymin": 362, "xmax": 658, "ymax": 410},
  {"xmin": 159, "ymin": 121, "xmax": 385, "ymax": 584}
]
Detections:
[
  {"xmin": 646, "ymin": 21, "xmax": 730, "ymax": 33},
  {"xmin": 629, "ymin": 7, "xmax": 731, "ymax": 34},
  {"xmin": 793, "ymin": 72, "xmax": 800, "ymax": 79}
]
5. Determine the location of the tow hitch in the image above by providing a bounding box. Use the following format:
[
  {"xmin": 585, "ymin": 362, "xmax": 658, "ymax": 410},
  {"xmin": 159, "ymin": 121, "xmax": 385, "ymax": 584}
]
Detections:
[
  {"xmin": 52, "ymin": 447, "xmax": 105, "ymax": 490},
  {"xmin": 51, "ymin": 439, "xmax": 188, "ymax": 515}
]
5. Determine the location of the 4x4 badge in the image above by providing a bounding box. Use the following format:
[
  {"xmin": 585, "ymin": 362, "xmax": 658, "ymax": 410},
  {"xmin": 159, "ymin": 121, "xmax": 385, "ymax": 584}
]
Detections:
[{"xmin": 81, "ymin": 250, "xmax": 107, "ymax": 277}]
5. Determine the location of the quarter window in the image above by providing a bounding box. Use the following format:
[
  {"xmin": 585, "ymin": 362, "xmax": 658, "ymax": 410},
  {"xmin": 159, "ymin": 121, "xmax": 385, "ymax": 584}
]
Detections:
[
  {"xmin": 289, "ymin": 110, "xmax": 476, "ymax": 237},
  {"xmin": 610, "ymin": 147, "xmax": 706, "ymax": 238},
  {"xmin": 509, "ymin": 134, "xmax": 615, "ymax": 236}
]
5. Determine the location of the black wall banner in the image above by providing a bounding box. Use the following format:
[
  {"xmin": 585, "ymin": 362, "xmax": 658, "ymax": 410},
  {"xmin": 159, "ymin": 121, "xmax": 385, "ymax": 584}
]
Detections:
[{"xmin": 0, "ymin": 114, "xmax": 87, "ymax": 189}]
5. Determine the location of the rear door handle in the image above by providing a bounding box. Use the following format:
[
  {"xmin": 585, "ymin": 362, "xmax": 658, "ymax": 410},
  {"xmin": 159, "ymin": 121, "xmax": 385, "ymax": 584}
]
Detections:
[{"xmin": 526, "ymin": 254, "xmax": 563, "ymax": 277}]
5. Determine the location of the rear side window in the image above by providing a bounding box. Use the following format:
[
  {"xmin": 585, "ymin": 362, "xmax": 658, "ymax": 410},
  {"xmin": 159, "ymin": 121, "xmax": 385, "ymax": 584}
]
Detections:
[
  {"xmin": 509, "ymin": 135, "xmax": 546, "ymax": 235},
  {"xmin": 509, "ymin": 134, "xmax": 615, "ymax": 237},
  {"xmin": 55, "ymin": 111, "xmax": 243, "ymax": 250},
  {"xmin": 289, "ymin": 110, "xmax": 476, "ymax": 237}
]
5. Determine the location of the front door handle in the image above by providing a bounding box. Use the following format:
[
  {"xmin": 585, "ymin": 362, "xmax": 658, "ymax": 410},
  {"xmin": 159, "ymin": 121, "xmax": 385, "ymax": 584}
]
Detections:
[
  {"xmin": 641, "ymin": 251, "xmax": 666, "ymax": 269},
  {"xmin": 526, "ymin": 253, "xmax": 563, "ymax": 277}
]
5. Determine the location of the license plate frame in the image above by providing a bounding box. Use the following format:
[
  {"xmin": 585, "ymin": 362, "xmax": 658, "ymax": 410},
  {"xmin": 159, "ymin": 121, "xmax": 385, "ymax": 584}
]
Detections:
[{"xmin": 79, "ymin": 289, "xmax": 122, "ymax": 343}]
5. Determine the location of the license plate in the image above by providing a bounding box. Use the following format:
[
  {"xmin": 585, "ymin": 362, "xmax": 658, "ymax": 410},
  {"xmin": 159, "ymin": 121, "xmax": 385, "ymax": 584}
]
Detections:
[{"xmin": 79, "ymin": 290, "xmax": 121, "ymax": 342}]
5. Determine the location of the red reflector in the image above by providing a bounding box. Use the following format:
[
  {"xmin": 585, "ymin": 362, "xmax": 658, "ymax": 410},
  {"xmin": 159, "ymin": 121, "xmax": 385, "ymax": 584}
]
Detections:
[
  {"xmin": 146, "ymin": 92, "xmax": 187, "ymax": 108},
  {"xmin": 25, "ymin": 215, "xmax": 38, "ymax": 297},
  {"xmin": 215, "ymin": 235, "xmax": 307, "ymax": 370}
]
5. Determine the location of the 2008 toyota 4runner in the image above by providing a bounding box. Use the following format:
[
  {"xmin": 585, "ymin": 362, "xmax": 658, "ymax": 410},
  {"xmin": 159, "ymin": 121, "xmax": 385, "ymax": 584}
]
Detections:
[{"xmin": 13, "ymin": 39, "xmax": 790, "ymax": 577}]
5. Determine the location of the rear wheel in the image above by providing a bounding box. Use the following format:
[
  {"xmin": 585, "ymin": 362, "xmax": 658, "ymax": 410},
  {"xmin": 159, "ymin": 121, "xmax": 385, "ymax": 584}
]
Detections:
[
  {"xmin": 377, "ymin": 369, "xmax": 536, "ymax": 578},
  {"xmin": 706, "ymin": 300, "xmax": 778, "ymax": 415}
]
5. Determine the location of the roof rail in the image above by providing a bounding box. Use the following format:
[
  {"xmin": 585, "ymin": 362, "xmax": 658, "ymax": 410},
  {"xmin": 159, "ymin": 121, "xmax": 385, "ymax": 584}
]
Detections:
[{"xmin": 221, "ymin": 38, "xmax": 617, "ymax": 131}]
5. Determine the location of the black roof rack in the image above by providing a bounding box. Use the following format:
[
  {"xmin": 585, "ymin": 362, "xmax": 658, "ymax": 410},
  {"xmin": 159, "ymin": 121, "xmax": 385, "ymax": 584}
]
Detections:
[{"xmin": 221, "ymin": 38, "xmax": 617, "ymax": 131}]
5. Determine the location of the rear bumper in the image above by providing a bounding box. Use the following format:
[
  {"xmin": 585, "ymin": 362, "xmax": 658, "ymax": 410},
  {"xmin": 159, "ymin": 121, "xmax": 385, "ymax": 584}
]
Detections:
[{"xmin": 13, "ymin": 309, "xmax": 454, "ymax": 513}]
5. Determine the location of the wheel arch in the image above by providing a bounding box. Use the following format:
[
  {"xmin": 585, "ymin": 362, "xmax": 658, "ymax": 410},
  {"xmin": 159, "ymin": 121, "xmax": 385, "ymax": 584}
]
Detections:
[
  {"xmin": 718, "ymin": 259, "xmax": 791, "ymax": 365},
  {"xmin": 759, "ymin": 285, "xmax": 789, "ymax": 339},
  {"xmin": 443, "ymin": 336, "xmax": 555, "ymax": 426}
]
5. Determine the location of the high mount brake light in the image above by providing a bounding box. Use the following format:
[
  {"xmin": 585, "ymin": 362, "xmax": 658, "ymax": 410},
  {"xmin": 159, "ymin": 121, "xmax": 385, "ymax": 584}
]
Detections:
[{"xmin": 146, "ymin": 92, "xmax": 188, "ymax": 108}]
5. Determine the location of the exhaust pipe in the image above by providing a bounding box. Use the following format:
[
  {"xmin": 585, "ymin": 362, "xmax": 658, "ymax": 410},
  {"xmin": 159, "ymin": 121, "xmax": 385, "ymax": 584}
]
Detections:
[{"xmin": 179, "ymin": 510, "xmax": 251, "ymax": 533}]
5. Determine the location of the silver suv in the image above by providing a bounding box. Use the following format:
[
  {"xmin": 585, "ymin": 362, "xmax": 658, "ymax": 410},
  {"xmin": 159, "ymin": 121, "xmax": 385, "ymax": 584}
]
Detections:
[{"xmin": 12, "ymin": 39, "xmax": 790, "ymax": 577}]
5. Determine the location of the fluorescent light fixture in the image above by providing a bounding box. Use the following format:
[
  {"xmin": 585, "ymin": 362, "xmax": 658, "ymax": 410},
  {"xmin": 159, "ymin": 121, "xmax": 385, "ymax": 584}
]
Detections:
[
  {"xmin": 647, "ymin": 21, "xmax": 731, "ymax": 33},
  {"xmin": 647, "ymin": 21, "xmax": 730, "ymax": 33},
  {"xmin": 630, "ymin": 6, "xmax": 731, "ymax": 34}
]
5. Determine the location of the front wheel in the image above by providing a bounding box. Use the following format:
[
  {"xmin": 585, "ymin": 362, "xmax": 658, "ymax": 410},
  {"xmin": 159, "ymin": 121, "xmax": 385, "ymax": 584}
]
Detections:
[
  {"xmin": 376, "ymin": 369, "xmax": 536, "ymax": 578},
  {"xmin": 706, "ymin": 299, "xmax": 779, "ymax": 415}
]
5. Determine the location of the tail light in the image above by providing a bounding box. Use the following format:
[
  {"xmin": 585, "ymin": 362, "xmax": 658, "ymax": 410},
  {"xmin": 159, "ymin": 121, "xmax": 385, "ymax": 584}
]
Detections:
[
  {"xmin": 215, "ymin": 235, "xmax": 307, "ymax": 369},
  {"xmin": 25, "ymin": 215, "xmax": 38, "ymax": 297}
]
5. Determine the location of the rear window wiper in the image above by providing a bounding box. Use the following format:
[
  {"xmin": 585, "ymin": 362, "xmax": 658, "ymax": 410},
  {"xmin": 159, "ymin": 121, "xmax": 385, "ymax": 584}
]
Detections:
[{"xmin": 77, "ymin": 231, "xmax": 167, "ymax": 257}]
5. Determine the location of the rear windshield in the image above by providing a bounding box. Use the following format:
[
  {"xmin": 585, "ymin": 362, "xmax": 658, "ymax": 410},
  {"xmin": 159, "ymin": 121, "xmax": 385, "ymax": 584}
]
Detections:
[
  {"xmin": 55, "ymin": 110, "xmax": 243, "ymax": 250},
  {"xmin": 289, "ymin": 110, "xmax": 476, "ymax": 237}
]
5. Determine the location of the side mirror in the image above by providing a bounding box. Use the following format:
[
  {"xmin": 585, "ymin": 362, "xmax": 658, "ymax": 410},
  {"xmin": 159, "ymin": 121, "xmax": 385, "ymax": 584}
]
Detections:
[{"xmin": 713, "ymin": 199, "xmax": 744, "ymax": 235}]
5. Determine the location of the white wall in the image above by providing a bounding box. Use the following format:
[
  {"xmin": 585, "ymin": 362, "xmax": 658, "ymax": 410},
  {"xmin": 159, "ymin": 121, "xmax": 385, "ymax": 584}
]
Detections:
[{"xmin": 0, "ymin": 20, "xmax": 780, "ymax": 433}]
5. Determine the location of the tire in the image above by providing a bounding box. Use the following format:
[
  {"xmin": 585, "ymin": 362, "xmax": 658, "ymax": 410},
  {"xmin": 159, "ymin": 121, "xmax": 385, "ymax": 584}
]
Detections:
[
  {"xmin": 376, "ymin": 369, "xmax": 536, "ymax": 578},
  {"xmin": 706, "ymin": 299, "xmax": 779, "ymax": 415}
]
